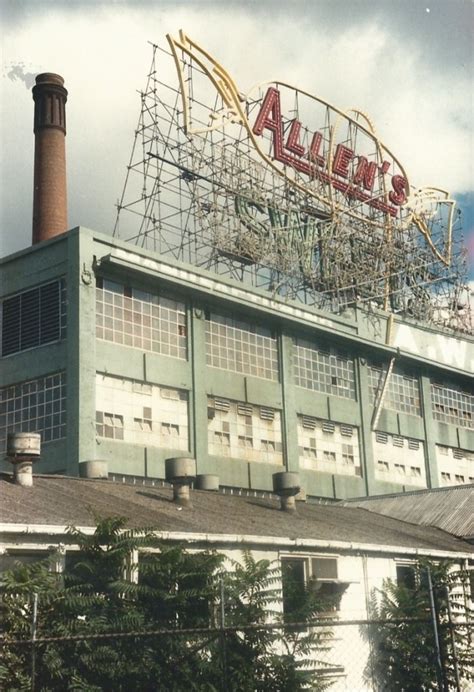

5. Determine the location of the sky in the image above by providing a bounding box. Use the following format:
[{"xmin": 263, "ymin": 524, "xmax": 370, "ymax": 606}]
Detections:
[{"xmin": 1, "ymin": 0, "xmax": 473, "ymax": 280}]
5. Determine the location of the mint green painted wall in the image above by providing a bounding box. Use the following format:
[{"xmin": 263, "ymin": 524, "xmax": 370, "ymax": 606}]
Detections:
[{"xmin": 1, "ymin": 227, "xmax": 472, "ymax": 497}]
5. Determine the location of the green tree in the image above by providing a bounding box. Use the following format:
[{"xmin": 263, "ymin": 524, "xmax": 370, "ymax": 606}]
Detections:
[
  {"xmin": 368, "ymin": 560, "xmax": 473, "ymax": 692},
  {"xmin": 214, "ymin": 551, "xmax": 334, "ymax": 691},
  {"xmin": 0, "ymin": 517, "xmax": 335, "ymax": 691}
]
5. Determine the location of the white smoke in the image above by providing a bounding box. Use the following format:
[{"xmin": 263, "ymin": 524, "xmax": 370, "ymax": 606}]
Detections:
[{"xmin": 5, "ymin": 63, "xmax": 37, "ymax": 89}]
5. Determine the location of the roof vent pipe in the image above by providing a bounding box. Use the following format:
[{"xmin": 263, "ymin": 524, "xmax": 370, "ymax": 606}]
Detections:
[
  {"xmin": 195, "ymin": 474, "xmax": 219, "ymax": 492},
  {"xmin": 79, "ymin": 460, "xmax": 108, "ymax": 479},
  {"xmin": 165, "ymin": 457, "xmax": 196, "ymax": 507},
  {"xmin": 272, "ymin": 472, "xmax": 301, "ymax": 512},
  {"xmin": 7, "ymin": 432, "xmax": 41, "ymax": 487}
]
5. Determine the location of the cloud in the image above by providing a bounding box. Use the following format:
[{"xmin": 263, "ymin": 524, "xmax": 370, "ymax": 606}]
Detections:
[
  {"xmin": 4, "ymin": 62, "xmax": 36, "ymax": 89},
  {"xmin": 0, "ymin": 1, "xmax": 472, "ymax": 259}
]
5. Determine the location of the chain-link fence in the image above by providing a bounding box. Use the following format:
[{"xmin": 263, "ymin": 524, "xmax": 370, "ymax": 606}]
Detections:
[{"xmin": 1, "ymin": 614, "xmax": 473, "ymax": 691}]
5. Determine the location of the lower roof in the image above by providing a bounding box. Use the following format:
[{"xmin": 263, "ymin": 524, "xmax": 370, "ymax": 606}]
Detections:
[
  {"xmin": 1, "ymin": 474, "xmax": 473, "ymax": 557},
  {"xmin": 345, "ymin": 484, "xmax": 474, "ymax": 541}
]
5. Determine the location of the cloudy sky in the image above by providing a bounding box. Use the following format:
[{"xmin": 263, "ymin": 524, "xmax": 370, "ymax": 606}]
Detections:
[{"xmin": 1, "ymin": 0, "xmax": 473, "ymax": 278}]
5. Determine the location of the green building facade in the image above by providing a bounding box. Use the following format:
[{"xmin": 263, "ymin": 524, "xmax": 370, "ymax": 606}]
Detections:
[{"xmin": 1, "ymin": 226, "xmax": 473, "ymax": 500}]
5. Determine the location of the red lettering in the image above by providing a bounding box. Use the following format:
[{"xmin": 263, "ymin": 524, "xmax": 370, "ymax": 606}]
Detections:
[
  {"xmin": 252, "ymin": 88, "xmax": 404, "ymax": 217},
  {"xmin": 332, "ymin": 144, "xmax": 354, "ymax": 177},
  {"xmin": 253, "ymin": 87, "xmax": 283, "ymax": 140},
  {"xmin": 389, "ymin": 175, "xmax": 408, "ymax": 206},
  {"xmin": 308, "ymin": 132, "xmax": 325, "ymax": 166},
  {"xmin": 285, "ymin": 120, "xmax": 305, "ymax": 156},
  {"xmin": 253, "ymin": 87, "xmax": 288, "ymax": 164},
  {"xmin": 353, "ymin": 157, "xmax": 377, "ymax": 191}
]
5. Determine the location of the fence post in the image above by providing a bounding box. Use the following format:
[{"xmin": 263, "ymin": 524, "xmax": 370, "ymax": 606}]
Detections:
[
  {"xmin": 31, "ymin": 592, "xmax": 38, "ymax": 692},
  {"xmin": 219, "ymin": 575, "xmax": 227, "ymax": 692},
  {"xmin": 445, "ymin": 586, "xmax": 461, "ymax": 692},
  {"xmin": 426, "ymin": 567, "xmax": 445, "ymax": 691}
]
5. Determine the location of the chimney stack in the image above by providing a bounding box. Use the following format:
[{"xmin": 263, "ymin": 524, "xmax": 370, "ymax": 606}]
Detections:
[{"xmin": 32, "ymin": 73, "xmax": 68, "ymax": 244}]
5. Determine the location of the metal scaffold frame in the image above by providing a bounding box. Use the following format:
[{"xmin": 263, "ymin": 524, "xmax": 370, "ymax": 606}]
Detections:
[{"xmin": 113, "ymin": 38, "xmax": 472, "ymax": 335}]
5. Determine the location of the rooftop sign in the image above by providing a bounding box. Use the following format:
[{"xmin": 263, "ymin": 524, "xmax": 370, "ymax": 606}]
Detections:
[{"xmin": 167, "ymin": 31, "xmax": 454, "ymax": 266}]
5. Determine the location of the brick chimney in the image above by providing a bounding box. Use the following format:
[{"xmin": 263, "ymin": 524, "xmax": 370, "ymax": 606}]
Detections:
[{"xmin": 32, "ymin": 73, "xmax": 68, "ymax": 244}]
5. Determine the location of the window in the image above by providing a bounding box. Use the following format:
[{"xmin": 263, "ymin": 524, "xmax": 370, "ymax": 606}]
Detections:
[
  {"xmin": 281, "ymin": 558, "xmax": 307, "ymax": 617},
  {"xmin": 96, "ymin": 278, "xmax": 187, "ymax": 359},
  {"xmin": 0, "ymin": 373, "xmax": 67, "ymax": 453},
  {"xmin": 368, "ymin": 362, "xmax": 421, "ymax": 417},
  {"xmin": 396, "ymin": 564, "xmax": 416, "ymax": 591},
  {"xmin": 430, "ymin": 380, "xmax": 473, "ymax": 429},
  {"xmin": 205, "ymin": 310, "xmax": 278, "ymax": 380},
  {"xmin": 294, "ymin": 338, "xmax": 355, "ymax": 399},
  {"xmin": 396, "ymin": 563, "xmax": 429, "ymax": 594},
  {"xmin": 1, "ymin": 279, "xmax": 67, "ymax": 357},
  {"xmin": 281, "ymin": 556, "xmax": 345, "ymax": 618},
  {"xmin": 297, "ymin": 416, "xmax": 362, "ymax": 477},
  {"xmin": 373, "ymin": 431, "xmax": 426, "ymax": 487},
  {"xmin": 435, "ymin": 444, "xmax": 474, "ymax": 487},
  {"xmin": 96, "ymin": 412, "xmax": 124, "ymax": 440},
  {"xmin": 207, "ymin": 396, "xmax": 283, "ymax": 464},
  {"xmin": 0, "ymin": 551, "xmax": 50, "ymax": 573},
  {"xmin": 95, "ymin": 374, "xmax": 189, "ymax": 450}
]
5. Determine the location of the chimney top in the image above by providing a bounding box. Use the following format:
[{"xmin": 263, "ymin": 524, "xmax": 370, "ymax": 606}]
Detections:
[{"xmin": 34, "ymin": 73, "xmax": 65, "ymax": 87}]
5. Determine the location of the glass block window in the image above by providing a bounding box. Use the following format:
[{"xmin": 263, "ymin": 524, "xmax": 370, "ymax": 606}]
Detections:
[
  {"xmin": 435, "ymin": 444, "xmax": 474, "ymax": 486},
  {"xmin": 1, "ymin": 279, "xmax": 67, "ymax": 357},
  {"xmin": 373, "ymin": 431, "xmax": 426, "ymax": 487},
  {"xmin": 293, "ymin": 338, "xmax": 355, "ymax": 399},
  {"xmin": 0, "ymin": 373, "xmax": 67, "ymax": 453},
  {"xmin": 205, "ymin": 311, "xmax": 278, "ymax": 381},
  {"xmin": 207, "ymin": 396, "xmax": 283, "ymax": 464},
  {"xmin": 95, "ymin": 374, "xmax": 189, "ymax": 450},
  {"xmin": 297, "ymin": 415, "xmax": 361, "ymax": 477},
  {"xmin": 430, "ymin": 380, "xmax": 473, "ymax": 429},
  {"xmin": 96, "ymin": 278, "xmax": 187, "ymax": 359},
  {"xmin": 368, "ymin": 362, "xmax": 421, "ymax": 417}
]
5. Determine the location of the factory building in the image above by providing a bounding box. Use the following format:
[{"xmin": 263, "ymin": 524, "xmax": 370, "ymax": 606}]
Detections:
[{"xmin": 0, "ymin": 36, "xmax": 473, "ymax": 501}]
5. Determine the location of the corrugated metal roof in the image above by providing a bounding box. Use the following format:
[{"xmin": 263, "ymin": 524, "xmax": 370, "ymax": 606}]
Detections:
[
  {"xmin": 1, "ymin": 474, "xmax": 473, "ymax": 556},
  {"xmin": 345, "ymin": 485, "xmax": 474, "ymax": 539}
]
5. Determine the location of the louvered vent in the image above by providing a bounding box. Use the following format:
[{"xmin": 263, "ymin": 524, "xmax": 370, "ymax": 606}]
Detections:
[
  {"xmin": 160, "ymin": 387, "xmax": 179, "ymax": 400},
  {"xmin": 375, "ymin": 431, "xmax": 388, "ymax": 444},
  {"xmin": 340, "ymin": 424, "xmax": 353, "ymax": 437},
  {"xmin": 408, "ymin": 439, "xmax": 420, "ymax": 450},
  {"xmin": 393, "ymin": 436, "xmax": 404, "ymax": 448},
  {"xmin": 259, "ymin": 407, "xmax": 274, "ymax": 421},
  {"xmin": 322, "ymin": 421, "xmax": 335, "ymax": 434},
  {"xmin": 237, "ymin": 403, "xmax": 252, "ymax": 416},
  {"xmin": 1, "ymin": 279, "xmax": 66, "ymax": 357},
  {"xmin": 215, "ymin": 398, "xmax": 230, "ymax": 412},
  {"xmin": 302, "ymin": 415, "xmax": 317, "ymax": 429}
]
